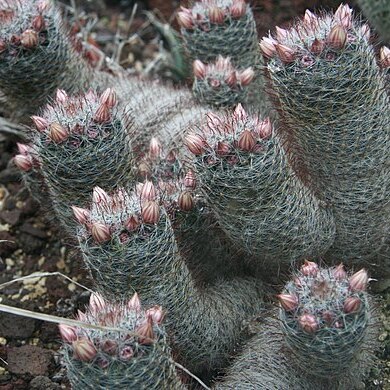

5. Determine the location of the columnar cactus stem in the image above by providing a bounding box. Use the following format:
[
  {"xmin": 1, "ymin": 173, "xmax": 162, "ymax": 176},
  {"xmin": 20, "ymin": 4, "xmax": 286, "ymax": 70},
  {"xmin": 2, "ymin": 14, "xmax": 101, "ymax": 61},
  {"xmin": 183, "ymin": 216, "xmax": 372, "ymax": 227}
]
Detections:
[
  {"xmin": 60, "ymin": 293, "xmax": 184, "ymax": 389},
  {"xmin": 24, "ymin": 88, "xmax": 134, "ymax": 233},
  {"xmin": 262, "ymin": 5, "xmax": 390, "ymax": 270},
  {"xmin": 75, "ymin": 185, "xmax": 264, "ymax": 373},
  {"xmin": 186, "ymin": 105, "xmax": 335, "ymax": 269},
  {"xmin": 0, "ymin": 0, "xmax": 101, "ymax": 121}
]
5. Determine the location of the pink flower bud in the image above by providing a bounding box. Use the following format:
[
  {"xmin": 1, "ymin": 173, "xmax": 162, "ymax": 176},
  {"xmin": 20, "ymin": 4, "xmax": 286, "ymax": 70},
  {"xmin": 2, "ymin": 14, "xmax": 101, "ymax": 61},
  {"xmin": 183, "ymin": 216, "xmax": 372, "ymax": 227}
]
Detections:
[
  {"xmin": 56, "ymin": 89, "xmax": 68, "ymax": 104},
  {"xmin": 71, "ymin": 206, "xmax": 90, "ymax": 224},
  {"xmin": 327, "ymin": 25, "xmax": 347, "ymax": 50},
  {"xmin": 77, "ymin": 310, "xmax": 87, "ymax": 322},
  {"xmin": 101, "ymin": 339, "xmax": 118, "ymax": 355},
  {"xmin": 149, "ymin": 137, "xmax": 162, "ymax": 159},
  {"xmin": 17, "ymin": 143, "xmax": 31, "ymax": 156},
  {"xmin": 216, "ymin": 141, "xmax": 231, "ymax": 156},
  {"xmin": 0, "ymin": 40, "xmax": 6, "ymax": 54},
  {"xmin": 184, "ymin": 170, "xmax": 196, "ymax": 189},
  {"xmin": 233, "ymin": 103, "xmax": 247, "ymax": 121},
  {"xmin": 303, "ymin": 9, "xmax": 317, "ymax": 28},
  {"xmin": 310, "ymin": 38, "xmax": 325, "ymax": 55},
  {"xmin": 92, "ymin": 186, "xmax": 110, "ymax": 205},
  {"xmin": 49, "ymin": 123, "xmax": 68, "ymax": 143},
  {"xmin": 72, "ymin": 339, "xmax": 97, "ymax": 362},
  {"xmin": 349, "ymin": 269, "xmax": 368, "ymax": 292},
  {"xmin": 140, "ymin": 181, "xmax": 156, "ymax": 201},
  {"xmin": 146, "ymin": 305, "xmax": 164, "ymax": 325},
  {"xmin": 275, "ymin": 44, "xmax": 296, "ymax": 63},
  {"xmin": 259, "ymin": 37, "xmax": 277, "ymax": 58},
  {"xmin": 166, "ymin": 150, "xmax": 176, "ymax": 163},
  {"xmin": 275, "ymin": 26, "xmax": 288, "ymax": 41},
  {"xmin": 277, "ymin": 294, "xmax": 298, "ymax": 311},
  {"xmin": 237, "ymin": 130, "xmax": 256, "ymax": 151},
  {"xmin": 380, "ymin": 46, "xmax": 390, "ymax": 68},
  {"xmin": 142, "ymin": 201, "xmax": 160, "ymax": 224},
  {"xmin": 343, "ymin": 296, "xmax": 361, "ymax": 313},
  {"xmin": 32, "ymin": 15, "xmax": 46, "ymax": 32},
  {"xmin": 14, "ymin": 154, "xmax": 33, "ymax": 171},
  {"xmin": 20, "ymin": 29, "xmax": 38, "ymax": 49},
  {"xmin": 100, "ymin": 88, "xmax": 117, "ymax": 108},
  {"xmin": 209, "ymin": 7, "xmax": 225, "ymax": 24},
  {"xmin": 177, "ymin": 11, "xmax": 194, "ymax": 29},
  {"xmin": 128, "ymin": 292, "xmax": 141, "ymax": 311},
  {"xmin": 300, "ymin": 260, "xmax": 319, "ymax": 276},
  {"xmin": 185, "ymin": 133, "xmax": 206, "ymax": 155},
  {"xmin": 91, "ymin": 222, "xmax": 111, "ymax": 244},
  {"xmin": 256, "ymin": 117, "xmax": 272, "ymax": 139},
  {"xmin": 334, "ymin": 4, "xmax": 352, "ymax": 29},
  {"xmin": 322, "ymin": 310, "xmax": 335, "ymax": 325},
  {"xmin": 360, "ymin": 24, "xmax": 370, "ymax": 41},
  {"xmin": 58, "ymin": 324, "xmax": 78, "ymax": 343},
  {"xmin": 210, "ymin": 78, "xmax": 221, "ymax": 88},
  {"xmin": 89, "ymin": 293, "xmax": 105, "ymax": 313},
  {"xmin": 193, "ymin": 60, "xmax": 207, "ymax": 79},
  {"xmin": 37, "ymin": 0, "xmax": 50, "ymax": 12},
  {"xmin": 333, "ymin": 263, "xmax": 347, "ymax": 280},
  {"xmin": 230, "ymin": 0, "xmax": 246, "ymax": 19},
  {"xmin": 238, "ymin": 68, "xmax": 255, "ymax": 86},
  {"xmin": 225, "ymin": 71, "xmax": 238, "ymax": 87},
  {"xmin": 298, "ymin": 314, "xmax": 318, "ymax": 333},
  {"xmin": 178, "ymin": 191, "xmax": 194, "ymax": 211},
  {"xmin": 94, "ymin": 103, "xmax": 111, "ymax": 123},
  {"xmin": 119, "ymin": 346, "xmax": 134, "ymax": 361},
  {"xmin": 125, "ymin": 215, "xmax": 139, "ymax": 231},
  {"xmin": 31, "ymin": 116, "xmax": 48, "ymax": 131},
  {"xmin": 136, "ymin": 317, "xmax": 155, "ymax": 345}
]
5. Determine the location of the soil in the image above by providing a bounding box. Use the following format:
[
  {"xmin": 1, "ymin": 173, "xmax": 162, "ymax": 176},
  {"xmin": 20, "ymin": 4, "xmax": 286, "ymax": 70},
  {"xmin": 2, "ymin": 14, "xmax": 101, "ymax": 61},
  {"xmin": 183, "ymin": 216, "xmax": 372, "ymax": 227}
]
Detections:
[{"xmin": 0, "ymin": 1, "xmax": 389, "ymax": 389}]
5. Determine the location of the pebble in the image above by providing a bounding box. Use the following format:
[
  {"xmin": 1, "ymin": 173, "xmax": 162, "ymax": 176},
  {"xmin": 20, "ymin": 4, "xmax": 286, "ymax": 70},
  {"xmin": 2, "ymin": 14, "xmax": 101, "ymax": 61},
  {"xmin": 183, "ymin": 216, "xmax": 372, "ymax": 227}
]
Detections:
[
  {"xmin": 0, "ymin": 337, "xmax": 6, "ymax": 345},
  {"xmin": 5, "ymin": 258, "xmax": 14, "ymax": 267},
  {"xmin": 0, "ymin": 367, "xmax": 6, "ymax": 376},
  {"xmin": 68, "ymin": 283, "xmax": 76, "ymax": 292}
]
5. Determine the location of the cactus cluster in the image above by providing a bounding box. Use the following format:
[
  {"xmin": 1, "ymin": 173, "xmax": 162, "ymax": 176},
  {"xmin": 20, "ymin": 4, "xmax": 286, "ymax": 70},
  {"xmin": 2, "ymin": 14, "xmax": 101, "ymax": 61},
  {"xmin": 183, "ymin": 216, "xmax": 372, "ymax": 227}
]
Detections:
[{"xmin": 4, "ymin": 0, "xmax": 389, "ymax": 388}]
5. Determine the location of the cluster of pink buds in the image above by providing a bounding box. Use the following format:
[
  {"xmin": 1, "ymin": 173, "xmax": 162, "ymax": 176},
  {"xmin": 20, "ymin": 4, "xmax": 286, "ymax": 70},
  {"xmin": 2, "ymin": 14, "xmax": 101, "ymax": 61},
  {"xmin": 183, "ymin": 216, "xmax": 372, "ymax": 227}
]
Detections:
[
  {"xmin": 260, "ymin": 4, "xmax": 366, "ymax": 65},
  {"xmin": 278, "ymin": 261, "xmax": 369, "ymax": 334},
  {"xmin": 0, "ymin": 0, "xmax": 49, "ymax": 53},
  {"xmin": 59, "ymin": 292, "xmax": 164, "ymax": 365},
  {"xmin": 177, "ymin": 0, "xmax": 247, "ymax": 30},
  {"xmin": 193, "ymin": 56, "xmax": 254, "ymax": 89},
  {"xmin": 185, "ymin": 104, "xmax": 272, "ymax": 160},
  {"xmin": 13, "ymin": 143, "xmax": 39, "ymax": 172},
  {"xmin": 31, "ymin": 88, "xmax": 118, "ymax": 144}
]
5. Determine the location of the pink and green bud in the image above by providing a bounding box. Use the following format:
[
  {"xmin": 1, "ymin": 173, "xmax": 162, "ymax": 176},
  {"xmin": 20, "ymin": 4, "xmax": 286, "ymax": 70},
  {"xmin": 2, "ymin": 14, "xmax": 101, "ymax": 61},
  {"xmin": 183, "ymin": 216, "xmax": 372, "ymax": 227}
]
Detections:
[
  {"xmin": 333, "ymin": 263, "xmax": 347, "ymax": 280},
  {"xmin": 100, "ymin": 88, "xmax": 117, "ymax": 108},
  {"xmin": 349, "ymin": 269, "xmax": 368, "ymax": 292},
  {"xmin": 184, "ymin": 170, "xmax": 196, "ymax": 189},
  {"xmin": 149, "ymin": 137, "xmax": 162, "ymax": 159},
  {"xmin": 91, "ymin": 222, "xmax": 111, "ymax": 244},
  {"xmin": 193, "ymin": 60, "xmax": 207, "ymax": 79},
  {"xmin": 275, "ymin": 26, "xmax": 288, "ymax": 41},
  {"xmin": 300, "ymin": 260, "xmax": 319, "ymax": 277},
  {"xmin": 14, "ymin": 154, "xmax": 33, "ymax": 171},
  {"xmin": 277, "ymin": 294, "xmax": 298, "ymax": 311},
  {"xmin": 303, "ymin": 9, "xmax": 317, "ymax": 28},
  {"xmin": 185, "ymin": 133, "xmax": 207, "ymax": 156},
  {"xmin": 20, "ymin": 29, "xmax": 39, "ymax": 49},
  {"xmin": 275, "ymin": 44, "xmax": 296, "ymax": 63},
  {"xmin": 256, "ymin": 117, "xmax": 272, "ymax": 139},
  {"xmin": 237, "ymin": 130, "xmax": 255, "ymax": 152},
  {"xmin": 58, "ymin": 324, "xmax": 78, "ymax": 343},
  {"xmin": 343, "ymin": 296, "xmax": 361, "ymax": 313},
  {"xmin": 17, "ymin": 143, "xmax": 31, "ymax": 156},
  {"xmin": 77, "ymin": 310, "xmax": 87, "ymax": 322},
  {"xmin": 140, "ymin": 181, "xmax": 157, "ymax": 201},
  {"xmin": 49, "ymin": 122, "xmax": 68, "ymax": 143},
  {"xmin": 310, "ymin": 38, "xmax": 325, "ymax": 55},
  {"xmin": 177, "ymin": 11, "xmax": 194, "ymax": 29},
  {"xmin": 136, "ymin": 317, "xmax": 155, "ymax": 345},
  {"xmin": 71, "ymin": 206, "xmax": 90, "ymax": 225},
  {"xmin": 334, "ymin": 4, "xmax": 352, "ymax": 29},
  {"xmin": 238, "ymin": 68, "xmax": 255, "ymax": 86},
  {"xmin": 380, "ymin": 46, "xmax": 390, "ymax": 68},
  {"xmin": 72, "ymin": 339, "xmax": 97, "ymax": 362},
  {"xmin": 146, "ymin": 306, "xmax": 164, "ymax": 325},
  {"xmin": 209, "ymin": 7, "xmax": 225, "ymax": 24},
  {"xmin": 125, "ymin": 215, "xmax": 139, "ymax": 231},
  {"xmin": 230, "ymin": 0, "xmax": 246, "ymax": 19},
  {"xmin": 178, "ymin": 191, "xmax": 194, "ymax": 212},
  {"xmin": 89, "ymin": 293, "xmax": 105, "ymax": 314},
  {"xmin": 32, "ymin": 15, "xmax": 45, "ymax": 32},
  {"xmin": 94, "ymin": 103, "xmax": 111, "ymax": 123},
  {"xmin": 92, "ymin": 186, "xmax": 110, "ymax": 205},
  {"xmin": 56, "ymin": 89, "xmax": 68, "ymax": 104},
  {"xmin": 31, "ymin": 116, "xmax": 48, "ymax": 132},
  {"xmin": 360, "ymin": 24, "xmax": 370, "ymax": 41},
  {"xmin": 327, "ymin": 25, "xmax": 347, "ymax": 50},
  {"xmin": 142, "ymin": 201, "xmax": 160, "ymax": 224},
  {"xmin": 128, "ymin": 292, "xmax": 141, "ymax": 311},
  {"xmin": 233, "ymin": 103, "xmax": 247, "ymax": 121},
  {"xmin": 101, "ymin": 339, "xmax": 118, "ymax": 355},
  {"xmin": 259, "ymin": 37, "xmax": 277, "ymax": 58},
  {"xmin": 298, "ymin": 313, "xmax": 318, "ymax": 333},
  {"xmin": 216, "ymin": 141, "xmax": 231, "ymax": 156}
]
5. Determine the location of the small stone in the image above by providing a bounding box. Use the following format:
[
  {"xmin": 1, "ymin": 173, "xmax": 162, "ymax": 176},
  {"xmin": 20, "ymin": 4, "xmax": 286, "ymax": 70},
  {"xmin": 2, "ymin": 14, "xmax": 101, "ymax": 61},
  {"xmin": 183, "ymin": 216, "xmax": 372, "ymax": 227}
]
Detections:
[
  {"xmin": 68, "ymin": 283, "xmax": 76, "ymax": 292},
  {"xmin": 0, "ymin": 337, "xmax": 6, "ymax": 345},
  {"xmin": 0, "ymin": 367, "xmax": 6, "ymax": 375},
  {"xmin": 5, "ymin": 258, "xmax": 14, "ymax": 267},
  {"xmin": 7, "ymin": 345, "xmax": 52, "ymax": 376}
]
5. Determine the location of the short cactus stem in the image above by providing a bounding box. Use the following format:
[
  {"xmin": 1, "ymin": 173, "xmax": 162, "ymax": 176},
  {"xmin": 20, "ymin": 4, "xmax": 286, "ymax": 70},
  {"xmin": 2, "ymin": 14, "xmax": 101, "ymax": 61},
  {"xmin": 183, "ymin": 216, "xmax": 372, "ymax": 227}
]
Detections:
[
  {"xmin": 29, "ymin": 89, "xmax": 134, "ymax": 234},
  {"xmin": 192, "ymin": 56, "xmax": 255, "ymax": 107},
  {"xmin": 187, "ymin": 105, "xmax": 335, "ymax": 270},
  {"xmin": 60, "ymin": 293, "xmax": 184, "ymax": 389},
  {"xmin": 279, "ymin": 262, "xmax": 377, "ymax": 382}
]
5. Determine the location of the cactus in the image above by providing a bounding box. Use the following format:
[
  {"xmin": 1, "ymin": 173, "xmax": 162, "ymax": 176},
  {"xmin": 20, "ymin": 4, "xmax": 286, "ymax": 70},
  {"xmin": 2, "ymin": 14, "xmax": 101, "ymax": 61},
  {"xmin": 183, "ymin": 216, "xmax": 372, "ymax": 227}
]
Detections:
[
  {"xmin": 59, "ymin": 293, "xmax": 184, "ymax": 390},
  {"xmin": 357, "ymin": 0, "xmax": 390, "ymax": 42},
  {"xmin": 74, "ymin": 184, "xmax": 264, "ymax": 373},
  {"xmin": 261, "ymin": 4, "xmax": 390, "ymax": 271},
  {"xmin": 186, "ymin": 104, "xmax": 335, "ymax": 269}
]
